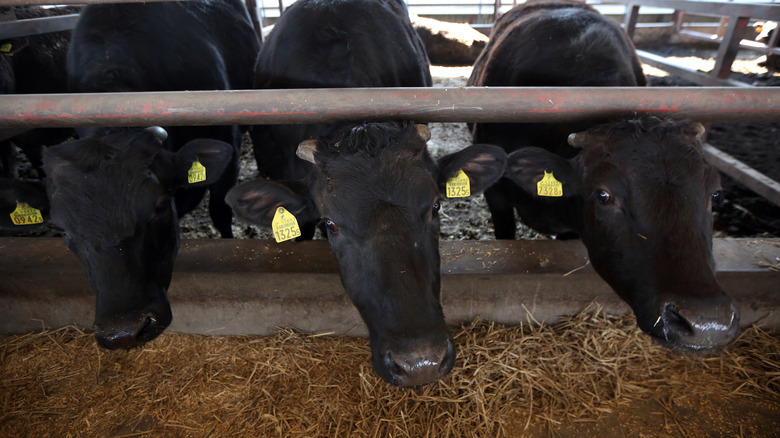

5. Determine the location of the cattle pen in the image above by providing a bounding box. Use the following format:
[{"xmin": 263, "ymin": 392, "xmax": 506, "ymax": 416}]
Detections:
[{"xmin": 1, "ymin": 0, "xmax": 780, "ymax": 437}]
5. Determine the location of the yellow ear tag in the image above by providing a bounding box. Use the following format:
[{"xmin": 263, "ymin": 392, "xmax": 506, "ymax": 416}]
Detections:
[
  {"xmin": 9, "ymin": 201, "xmax": 43, "ymax": 225},
  {"xmin": 445, "ymin": 169, "xmax": 471, "ymax": 198},
  {"xmin": 1, "ymin": 43, "xmax": 12, "ymax": 56},
  {"xmin": 187, "ymin": 159, "xmax": 206, "ymax": 184},
  {"xmin": 271, "ymin": 206, "xmax": 301, "ymax": 243},
  {"xmin": 537, "ymin": 171, "xmax": 563, "ymax": 197}
]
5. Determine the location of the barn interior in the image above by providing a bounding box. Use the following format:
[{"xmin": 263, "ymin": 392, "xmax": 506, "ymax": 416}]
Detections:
[{"xmin": 1, "ymin": 0, "xmax": 779, "ymax": 436}]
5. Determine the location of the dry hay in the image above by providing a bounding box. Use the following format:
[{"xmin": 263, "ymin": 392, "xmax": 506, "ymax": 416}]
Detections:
[{"xmin": 2, "ymin": 306, "xmax": 779, "ymax": 437}]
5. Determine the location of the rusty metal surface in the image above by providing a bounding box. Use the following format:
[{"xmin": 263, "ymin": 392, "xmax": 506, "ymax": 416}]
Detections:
[
  {"xmin": 1, "ymin": 238, "xmax": 778, "ymax": 336},
  {"xmin": 1, "ymin": 87, "xmax": 780, "ymax": 128}
]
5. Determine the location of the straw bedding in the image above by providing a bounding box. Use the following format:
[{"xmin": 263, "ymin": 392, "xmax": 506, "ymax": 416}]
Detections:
[{"xmin": 2, "ymin": 306, "xmax": 778, "ymax": 437}]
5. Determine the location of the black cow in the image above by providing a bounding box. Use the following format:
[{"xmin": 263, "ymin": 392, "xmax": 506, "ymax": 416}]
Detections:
[
  {"xmin": 468, "ymin": 0, "xmax": 738, "ymax": 349},
  {"xmin": 0, "ymin": 128, "xmax": 234, "ymax": 349},
  {"xmin": 250, "ymin": 0, "xmax": 432, "ymax": 238},
  {"xmin": 67, "ymin": 0, "xmax": 260, "ymax": 238},
  {"xmin": 0, "ymin": 0, "xmax": 259, "ymax": 349},
  {"xmin": 229, "ymin": 121, "xmax": 506, "ymax": 387},
  {"xmin": 505, "ymin": 118, "xmax": 738, "ymax": 349},
  {"xmin": 238, "ymin": 0, "xmax": 496, "ymax": 387}
]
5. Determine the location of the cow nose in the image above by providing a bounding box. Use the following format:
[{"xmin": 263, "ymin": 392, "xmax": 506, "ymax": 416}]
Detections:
[
  {"xmin": 93, "ymin": 312, "xmax": 169, "ymax": 350},
  {"xmin": 381, "ymin": 337, "xmax": 456, "ymax": 387},
  {"xmin": 660, "ymin": 298, "xmax": 740, "ymax": 349}
]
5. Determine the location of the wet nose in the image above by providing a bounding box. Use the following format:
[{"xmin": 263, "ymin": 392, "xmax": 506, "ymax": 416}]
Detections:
[
  {"xmin": 93, "ymin": 312, "xmax": 170, "ymax": 350},
  {"xmin": 380, "ymin": 337, "xmax": 456, "ymax": 387},
  {"xmin": 661, "ymin": 298, "xmax": 740, "ymax": 349}
]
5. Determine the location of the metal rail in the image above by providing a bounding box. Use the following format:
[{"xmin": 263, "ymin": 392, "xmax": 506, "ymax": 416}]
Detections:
[
  {"xmin": 616, "ymin": 0, "xmax": 780, "ymax": 86},
  {"xmin": 2, "ymin": 87, "xmax": 780, "ymax": 128}
]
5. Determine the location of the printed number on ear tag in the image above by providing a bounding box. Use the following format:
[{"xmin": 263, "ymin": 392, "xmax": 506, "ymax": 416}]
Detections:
[
  {"xmin": 187, "ymin": 159, "xmax": 206, "ymax": 184},
  {"xmin": 446, "ymin": 169, "xmax": 471, "ymax": 198},
  {"xmin": 10, "ymin": 201, "xmax": 43, "ymax": 225},
  {"xmin": 271, "ymin": 206, "xmax": 302, "ymax": 243},
  {"xmin": 537, "ymin": 171, "xmax": 563, "ymax": 197}
]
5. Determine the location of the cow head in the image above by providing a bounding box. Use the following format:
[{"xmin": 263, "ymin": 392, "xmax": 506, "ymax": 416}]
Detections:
[
  {"xmin": 0, "ymin": 128, "xmax": 233, "ymax": 349},
  {"xmin": 504, "ymin": 118, "xmax": 739, "ymax": 350},
  {"xmin": 228, "ymin": 121, "xmax": 506, "ymax": 386}
]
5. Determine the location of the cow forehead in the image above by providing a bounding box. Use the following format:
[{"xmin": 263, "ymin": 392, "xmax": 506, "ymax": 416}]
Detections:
[
  {"xmin": 583, "ymin": 130, "xmax": 710, "ymax": 185},
  {"xmin": 317, "ymin": 154, "xmax": 437, "ymax": 221},
  {"xmin": 48, "ymin": 160, "xmax": 166, "ymax": 241},
  {"xmin": 321, "ymin": 149, "xmax": 434, "ymax": 194}
]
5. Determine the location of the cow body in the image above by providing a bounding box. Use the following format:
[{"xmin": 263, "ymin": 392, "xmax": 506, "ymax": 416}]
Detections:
[
  {"xmin": 233, "ymin": 0, "xmax": 506, "ymax": 386},
  {"xmin": 67, "ymin": 0, "xmax": 260, "ymax": 238},
  {"xmin": 251, "ymin": 0, "xmax": 432, "ymax": 236},
  {"xmin": 241, "ymin": 0, "xmax": 500, "ymax": 386},
  {"xmin": 0, "ymin": 0, "xmax": 259, "ymax": 349},
  {"xmin": 468, "ymin": 0, "xmax": 738, "ymax": 349}
]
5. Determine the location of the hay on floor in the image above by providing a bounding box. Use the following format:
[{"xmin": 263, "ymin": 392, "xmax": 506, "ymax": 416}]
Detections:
[{"xmin": 1, "ymin": 305, "xmax": 778, "ymax": 437}]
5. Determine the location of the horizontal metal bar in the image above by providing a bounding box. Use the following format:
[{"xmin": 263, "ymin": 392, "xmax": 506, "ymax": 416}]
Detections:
[
  {"xmin": 1, "ymin": 87, "xmax": 780, "ymax": 128},
  {"xmin": 636, "ymin": 50, "xmax": 750, "ymax": 87},
  {"xmin": 610, "ymin": 0, "xmax": 780, "ymax": 21},
  {"xmin": 703, "ymin": 143, "xmax": 780, "ymax": 207},
  {"xmin": 0, "ymin": 14, "xmax": 78, "ymax": 39}
]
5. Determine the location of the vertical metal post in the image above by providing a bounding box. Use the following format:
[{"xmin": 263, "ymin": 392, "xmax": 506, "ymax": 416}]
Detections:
[
  {"xmin": 622, "ymin": 4, "xmax": 640, "ymax": 39},
  {"xmin": 713, "ymin": 15, "xmax": 750, "ymax": 79},
  {"xmin": 673, "ymin": 10, "xmax": 685, "ymax": 33}
]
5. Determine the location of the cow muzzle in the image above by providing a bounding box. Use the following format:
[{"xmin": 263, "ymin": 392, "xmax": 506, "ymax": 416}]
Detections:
[
  {"xmin": 93, "ymin": 308, "xmax": 172, "ymax": 350},
  {"xmin": 656, "ymin": 295, "xmax": 740, "ymax": 350},
  {"xmin": 374, "ymin": 335, "xmax": 456, "ymax": 387}
]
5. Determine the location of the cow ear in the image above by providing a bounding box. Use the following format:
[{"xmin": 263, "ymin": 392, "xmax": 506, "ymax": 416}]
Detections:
[
  {"xmin": 225, "ymin": 179, "xmax": 316, "ymax": 227},
  {"xmin": 504, "ymin": 147, "xmax": 577, "ymax": 198},
  {"xmin": 0, "ymin": 178, "xmax": 50, "ymax": 228},
  {"xmin": 437, "ymin": 144, "xmax": 507, "ymax": 194},
  {"xmin": 173, "ymin": 139, "xmax": 234, "ymax": 188}
]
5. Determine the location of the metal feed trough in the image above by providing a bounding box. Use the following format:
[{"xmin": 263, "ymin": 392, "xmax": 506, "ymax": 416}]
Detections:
[{"xmin": 0, "ymin": 0, "xmax": 778, "ymax": 336}]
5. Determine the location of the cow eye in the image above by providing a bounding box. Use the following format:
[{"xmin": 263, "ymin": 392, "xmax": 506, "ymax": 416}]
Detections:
[
  {"xmin": 432, "ymin": 201, "xmax": 441, "ymax": 213},
  {"xmin": 711, "ymin": 190, "xmax": 722, "ymax": 204},
  {"xmin": 597, "ymin": 189, "xmax": 612, "ymax": 205},
  {"xmin": 154, "ymin": 197, "xmax": 171, "ymax": 215},
  {"xmin": 325, "ymin": 218, "xmax": 339, "ymax": 233}
]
